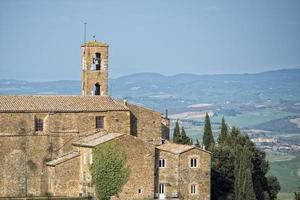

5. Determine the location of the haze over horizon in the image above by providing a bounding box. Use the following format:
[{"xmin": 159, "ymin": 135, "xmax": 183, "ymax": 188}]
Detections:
[{"xmin": 0, "ymin": 0, "xmax": 300, "ymax": 81}]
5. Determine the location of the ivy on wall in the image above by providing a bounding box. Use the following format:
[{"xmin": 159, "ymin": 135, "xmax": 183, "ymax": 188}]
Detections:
[{"xmin": 90, "ymin": 141, "xmax": 129, "ymax": 200}]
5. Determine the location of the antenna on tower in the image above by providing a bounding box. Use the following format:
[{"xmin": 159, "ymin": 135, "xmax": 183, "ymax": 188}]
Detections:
[{"xmin": 84, "ymin": 22, "xmax": 87, "ymax": 44}]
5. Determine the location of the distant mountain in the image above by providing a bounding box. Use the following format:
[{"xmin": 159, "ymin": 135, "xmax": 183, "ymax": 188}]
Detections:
[
  {"xmin": 0, "ymin": 80, "xmax": 80, "ymax": 95},
  {"xmin": 1, "ymin": 68, "xmax": 300, "ymax": 115},
  {"xmin": 110, "ymin": 68, "xmax": 300, "ymax": 112}
]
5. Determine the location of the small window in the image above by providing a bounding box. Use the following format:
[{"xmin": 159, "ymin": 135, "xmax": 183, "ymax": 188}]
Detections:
[
  {"xmin": 159, "ymin": 183, "xmax": 165, "ymax": 194},
  {"xmin": 94, "ymin": 83, "xmax": 100, "ymax": 95},
  {"xmin": 190, "ymin": 158, "xmax": 197, "ymax": 168},
  {"xmin": 138, "ymin": 188, "xmax": 142, "ymax": 194},
  {"xmin": 191, "ymin": 184, "xmax": 196, "ymax": 194},
  {"xmin": 35, "ymin": 118, "xmax": 43, "ymax": 131},
  {"xmin": 159, "ymin": 159, "xmax": 165, "ymax": 168},
  {"xmin": 96, "ymin": 116, "xmax": 104, "ymax": 129}
]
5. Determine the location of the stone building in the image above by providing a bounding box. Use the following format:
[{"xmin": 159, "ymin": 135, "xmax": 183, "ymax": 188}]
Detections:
[{"xmin": 0, "ymin": 39, "xmax": 211, "ymax": 199}]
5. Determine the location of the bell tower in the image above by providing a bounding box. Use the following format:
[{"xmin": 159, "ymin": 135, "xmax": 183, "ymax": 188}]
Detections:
[{"xmin": 81, "ymin": 39, "xmax": 109, "ymax": 96}]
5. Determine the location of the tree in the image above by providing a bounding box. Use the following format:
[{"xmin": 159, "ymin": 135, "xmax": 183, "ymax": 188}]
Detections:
[
  {"xmin": 267, "ymin": 176, "xmax": 281, "ymax": 200},
  {"xmin": 234, "ymin": 144, "xmax": 256, "ymax": 200},
  {"xmin": 218, "ymin": 117, "xmax": 228, "ymax": 145},
  {"xmin": 231, "ymin": 126, "xmax": 240, "ymax": 138},
  {"xmin": 294, "ymin": 187, "xmax": 300, "ymax": 200},
  {"xmin": 211, "ymin": 145, "xmax": 235, "ymax": 199},
  {"xmin": 202, "ymin": 112, "xmax": 215, "ymax": 150},
  {"xmin": 173, "ymin": 121, "xmax": 181, "ymax": 143},
  {"xmin": 181, "ymin": 126, "xmax": 192, "ymax": 145},
  {"xmin": 212, "ymin": 127, "xmax": 280, "ymax": 200},
  {"xmin": 90, "ymin": 141, "xmax": 129, "ymax": 200}
]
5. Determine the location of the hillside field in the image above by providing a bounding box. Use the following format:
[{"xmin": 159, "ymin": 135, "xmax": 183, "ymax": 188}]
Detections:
[{"xmin": 268, "ymin": 154, "xmax": 300, "ymax": 193}]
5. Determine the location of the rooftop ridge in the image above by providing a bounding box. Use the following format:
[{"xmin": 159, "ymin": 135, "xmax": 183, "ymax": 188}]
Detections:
[
  {"xmin": 46, "ymin": 151, "xmax": 80, "ymax": 166},
  {"xmin": 0, "ymin": 95, "xmax": 129, "ymax": 112}
]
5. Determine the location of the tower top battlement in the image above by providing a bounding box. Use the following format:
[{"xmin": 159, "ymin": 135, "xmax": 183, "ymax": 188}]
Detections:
[{"xmin": 81, "ymin": 40, "xmax": 109, "ymax": 47}]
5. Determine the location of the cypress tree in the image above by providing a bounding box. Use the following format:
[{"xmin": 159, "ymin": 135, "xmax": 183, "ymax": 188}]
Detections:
[
  {"xmin": 212, "ymin": 127, "xmax": 280, "ymax": 199},
  {"xmin": 181, "ymin": 126, "xmax": 192, "ymax": 144},
  {"xmin": 234, "ymin": 145, "xmax": 256, "ymax": 200},
  {"xmin": 202, "ymin": 112, "xmax": 215, "ymax": 150},
  {"xmin": 173, "ymin": 121, "xmax": 180, "ymax": 143},
  {"xmin": 218, "ymin": 117, "xmax": 228, "ymax": 145},
  {"xmin": 295, "ymin": 187, "xmax": 300, "ymax": 200},
  {"xmin": 231, "ymin": 126, "xmax": 240, "ymax": 138}
]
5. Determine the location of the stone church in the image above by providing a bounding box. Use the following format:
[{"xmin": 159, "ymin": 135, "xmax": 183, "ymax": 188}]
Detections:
[{"xmin": 0, "ymin": 40, "xmax": 211, "ymax": 200}]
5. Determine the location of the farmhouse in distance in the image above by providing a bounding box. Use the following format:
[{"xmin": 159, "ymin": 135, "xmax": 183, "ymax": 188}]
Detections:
[{"xmin": 0, "ymin": 39, "xmax": 211, "ymax": 199}]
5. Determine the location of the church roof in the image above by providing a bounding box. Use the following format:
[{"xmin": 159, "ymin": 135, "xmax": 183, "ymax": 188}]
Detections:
[
  {"xmin": 73, "ymin": 132, "xmax": 124, "ymax": 147},
  {"xmin": 81, "ymin": 40, "xmax": 109, "ymax": 47},
  {"xmin": 0, "ymin": 95, "xmax": 129, "ymax": 112},
  {"xmin": 156, "ymin": 143, "xmax": 211, "ymax": 154}
]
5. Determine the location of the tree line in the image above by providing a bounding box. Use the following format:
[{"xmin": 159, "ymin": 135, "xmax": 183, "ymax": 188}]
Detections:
[{"xmin": 173, "ymin": 113, "xmax": 281, "ymax": 200}]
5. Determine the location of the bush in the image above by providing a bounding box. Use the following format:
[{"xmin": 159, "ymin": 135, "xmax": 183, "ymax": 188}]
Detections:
[{"xmin": 90, "ymin": 141, "xmax": 129, "ymax": 200}]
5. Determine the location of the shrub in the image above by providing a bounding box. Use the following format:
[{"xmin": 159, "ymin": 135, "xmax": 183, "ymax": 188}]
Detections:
[{"xmin": 90, "ymin": 141, "xmax": 129, "ymax": 200}]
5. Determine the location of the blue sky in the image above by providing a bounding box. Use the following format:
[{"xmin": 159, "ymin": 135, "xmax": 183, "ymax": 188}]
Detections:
[{"xmin": 0, "ymin": 0, "xmax": 299, "ymax": 80}]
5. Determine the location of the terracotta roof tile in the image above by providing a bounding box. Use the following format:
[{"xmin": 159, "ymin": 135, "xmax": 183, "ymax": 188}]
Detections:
[{"xmin": 0, "ymin": 95, "xmax": 129, "ymax": 112}]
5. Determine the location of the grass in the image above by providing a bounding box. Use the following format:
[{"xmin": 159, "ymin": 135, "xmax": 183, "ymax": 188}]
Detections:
[
  {"xmin": 278, "ymin": 192, "xmax": 294, "ymax": 200},
  {"xmin": 211, "ymin": 108, "xmax": 296, "ymax": 128},
  {"xmin": 268, "ymin": 154, "xmax": 300, "ymax": 193}
]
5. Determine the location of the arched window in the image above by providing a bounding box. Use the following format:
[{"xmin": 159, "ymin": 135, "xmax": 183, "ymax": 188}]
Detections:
[
  {"xmin": 94, "ymin": 83, "xmax": 100, "ymax": 95},
  {"xmin": 93, "ymin": 52, "xmax": 101, "ymax": 70}
]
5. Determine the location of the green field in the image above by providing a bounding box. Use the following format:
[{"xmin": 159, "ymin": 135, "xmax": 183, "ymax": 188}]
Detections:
[
  {"xmin": 211, "ymin": 108, "xmax": 296, "ymax": 128},
  {"xmin": 268, "ymin": 154, "xmax": 300, "ymax": 193},
  {"xmin": 278, "ymin": 192, "xmax": 294, "ymax": 200},
  {"xmin": 267, "ymin": 152, "xmax": 296, "ymax": 162}
]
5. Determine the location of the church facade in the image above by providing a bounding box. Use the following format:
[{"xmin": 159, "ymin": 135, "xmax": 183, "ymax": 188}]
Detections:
[{"xmin": 0, "ymin": 40, "xmax": 211, "ymax": 200}]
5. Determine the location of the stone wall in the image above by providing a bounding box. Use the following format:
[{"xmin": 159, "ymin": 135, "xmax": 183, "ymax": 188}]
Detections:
[
  {"xmin": 154, "ymin": 149, "xmax": 180, "ymax": 198},
  {"xmin": 112, "ymin": 135, "xmax": 156, "ymax": 200},
  {"xmin": 78, "ymin": 147, "xmax": 94, "ymax": 197},
  {"xmin": 128, "ymin": 103, "xmax": 167, "ymax": 144},
  {"xmin": 0, "ymin": 136, "xmax": 51, "ymax": 197},
  {"xmin": 155, "ymin": 148, "xmax": 211, "ymax": 200},
  {"xmin": 77, "ymin": 135, "xmax": 156, "ymax": 199},
  {"xmin": 179, "ymin": 149, "xmax": 211, "ymax": 200},
  {"xmin": 0, "ymin": 111, "xmax": 130, "ymax": 136},
  {"xmin": 48, "ymin": 156, "xmax": 80, "ymax": 197},
  {"xmin": 0, "ymin": 110, "xmax": 130, "ymax": 197}
]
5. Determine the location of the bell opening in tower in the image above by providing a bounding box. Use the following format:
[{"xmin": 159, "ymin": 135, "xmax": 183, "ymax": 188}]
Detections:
[
  {"xmin": 94, "ymin": 83, "xmax": 100, "ymax": 95},
  {"xmin": 93, "ymin": 52, "xmax": 101, "ymax": 70}
]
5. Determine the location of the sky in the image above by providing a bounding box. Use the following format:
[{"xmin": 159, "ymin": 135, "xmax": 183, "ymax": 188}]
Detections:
[{"xmin": 0, "ymin": 0, "xmax": 300, "ymax": 81}]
